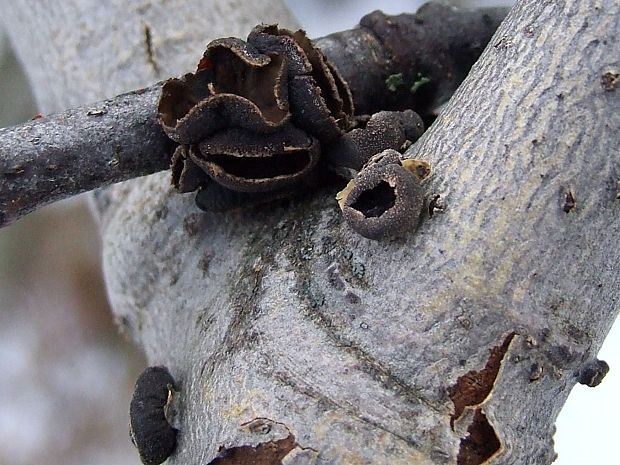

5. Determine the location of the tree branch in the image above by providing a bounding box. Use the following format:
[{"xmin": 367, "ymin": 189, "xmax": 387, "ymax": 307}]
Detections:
[
  {"xmin": 97, "ymin": 0, "xmax": 618, "ymax": 463},
  {"xmin": 0, "ymin": 3, "xmax": 508, "ymax": 228},
  {"xmin": 0, "ymin": 85, "xmax": 173, "ymax": 226},
  {"xmin": 4, "ymin": 0, "xmax": 619, "ymax": 464}
]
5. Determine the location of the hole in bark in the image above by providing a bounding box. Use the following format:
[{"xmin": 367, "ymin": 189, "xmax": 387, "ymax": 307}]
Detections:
[
  {"xmin": 207, "ymin": 435, "xmax": 296, "ymax": 465},
  {"xmin": 208, "ymin": 151, "xmax": 311, "ymax": 179},
  {"xmin": 449, "ymin": 333, "xmax": 515, "ymax": 426},
  {"xmin": 457, "ymin": 410, "xmax": 501, "ymax": 465},
  {"xmin": 351, "ymin": 181, "xmax": 396, "ymax": 217}
]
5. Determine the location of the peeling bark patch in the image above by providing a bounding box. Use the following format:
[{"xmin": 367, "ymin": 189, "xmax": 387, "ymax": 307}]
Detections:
[
  {"xmin": 601, "ymin": 71, "xmax": 619, "ymax": 91},
  {"xmin": 456, "ymin": 410, "xmax": 501, "ymax": 465},
  {"xmin": 529, "ymin": 362, "xmax": 544, "ymax": 382},
  {"xmin": 428, "ymin": 194, "xmax": 446, "ymax": 217},
  {"xmin": 207, "ymin": 435, "xmax": 296, "ymax": 465},
  {"xmin": 449, "ymin": 333, "xmax": 515, "ymax": 426}
]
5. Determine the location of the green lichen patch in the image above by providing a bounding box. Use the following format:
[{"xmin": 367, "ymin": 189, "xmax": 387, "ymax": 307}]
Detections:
[
  {"xmin": 410, "ymin": 73, "xmax": 431, "ymax": 95},
  {"xmin": 385, "ymin": 73, "xmax": 404, "ymax": 93}
]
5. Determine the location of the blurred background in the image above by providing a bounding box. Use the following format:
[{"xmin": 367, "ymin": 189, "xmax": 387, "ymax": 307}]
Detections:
[{"xmin": 0, "ymin": 1, "xmax": 617, "ymax": 465}]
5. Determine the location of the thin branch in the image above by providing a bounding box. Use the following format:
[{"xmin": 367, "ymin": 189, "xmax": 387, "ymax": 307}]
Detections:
[
  {"xmin": 0, "ymin": 3, "xmax": 509, "ymax": 228},
  {"xmin": 0, "ymin": 85, "xmax": 174, "ymax": 226}
]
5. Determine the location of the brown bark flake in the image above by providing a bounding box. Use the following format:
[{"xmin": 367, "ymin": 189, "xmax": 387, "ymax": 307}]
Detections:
[
  {"xmin": 207, "ymin": 435, "xmax": 297, "ymax": 465},
  {"xmin": 448, "ymin": 333, "xmax": 515, "ymax": 426}
]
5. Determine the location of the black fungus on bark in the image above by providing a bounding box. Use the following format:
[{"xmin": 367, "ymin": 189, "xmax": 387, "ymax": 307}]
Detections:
[
  {"xmin": 339, "ymin": 149, "xmax": 426, "ymax": 240},
  {"xmin": 129, "ymin": 366, "xmax": 178, "ymax": 465},
  {"xmin": 324, "ymin": 110, "xmax": 424, "ymax": 176},
  {"xmin": 158, "ymin": 25, "xmax": 355, "ymax": 200},
  {"xmin": 578, "ymin": 359, "xmax": 610, "ymax": 387},
  {"xmin": 158, "ymin": 24, "xmax": 428, "ymax": 240}
]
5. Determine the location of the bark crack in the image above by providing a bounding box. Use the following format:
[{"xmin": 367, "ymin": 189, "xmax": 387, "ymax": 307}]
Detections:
[
  {"xmin": 448, "ymin": 333, "xmax": 516, "ymax": 426},
  {"xmin": 456, "ymin": 410, "xmax": 501, "ymax": 465},
  {"xmin": 143, "ymin": 22, "xmax": 160, "ymax": 76}
]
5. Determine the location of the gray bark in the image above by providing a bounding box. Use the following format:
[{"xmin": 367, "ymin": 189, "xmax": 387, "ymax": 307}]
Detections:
[
  {"xmin": 0, "ymin": 84, "xmax": 172, "ymax": 227},
  {"xmin": 2, "ymin": 1, "xmax": 619, "ymax": 465}
]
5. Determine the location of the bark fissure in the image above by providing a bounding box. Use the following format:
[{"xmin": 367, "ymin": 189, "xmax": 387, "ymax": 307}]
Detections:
[
  {"xmin": 457, "ymin": 410, "xmax": 501, "ymax": 465},
  {"xmin": 449, "ymin": 333, "xmax": 516, "ymax": 427}
]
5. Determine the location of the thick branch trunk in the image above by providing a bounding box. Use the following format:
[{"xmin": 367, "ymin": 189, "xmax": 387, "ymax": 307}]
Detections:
[{"xmin": 3, "ymin": 1, "xmax": 619, "ymax": 465}]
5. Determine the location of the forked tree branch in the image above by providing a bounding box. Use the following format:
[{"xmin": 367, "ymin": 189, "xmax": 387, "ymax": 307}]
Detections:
[
  {"xmin": 0, "ymin": 4, "xmax": 508, "ymax": 227},
  {"xmin": 2, "ymin": 0, "xmax": 620, "ymax": 464}
]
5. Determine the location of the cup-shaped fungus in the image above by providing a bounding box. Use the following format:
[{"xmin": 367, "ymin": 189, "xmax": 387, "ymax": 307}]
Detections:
[
  {"xmin": 158, "ymin": 25, "xmax": 355, "ymax": 204},
  {"xmin": 324, "ymin": 110, "xmax": 424, "ymax": 176},
  {"xmin": 339, "ymin": 149, "xmax": 427, "ymax": 240},
  {"xmin": 159, "ymin": 24, "xmax": 429, "ymax": 237}
]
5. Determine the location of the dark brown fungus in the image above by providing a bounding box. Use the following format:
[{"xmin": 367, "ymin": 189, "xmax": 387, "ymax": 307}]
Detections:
[
  {"xmin": 171, "ymin": 145, "xmax": 210, "ymax": 193},
  {"xmin": 158, "ymin": 24, "xmax": 356, "ymax": 201},
  {"xmin": 193, "ymin": 125, "xmax": 320, "ymax": 193},
  {"xmin": 129, "ymin": 366, "xmax": 178, "ymax": 465},
  {"xmin": 578, "ymin": 359, "xmax": 609, "ymax": 387},
  {"xmin": 247, "ymin": 25, "xmax": 313, "ymax": 75},
  {"xmin": 195, "ymin": 182, "xmax": 298, "ymax": 212},
  {"xmin": 158, "ymin": 38, "xmax": 290, "ymax": 144},
  {"xmin": 248, "ymin": 25, "xmax": 354, "ymax": 125},
  {"xmin": 339, "ymin": 149, "xmax": 424, "ymax": 240},
  {"xmin": 287, "ymin": 75, "xmax": 343, "ymax": 143},
  {"xmin": 324, "ymin": 110, "xmax": 424, "ymax": 173}
]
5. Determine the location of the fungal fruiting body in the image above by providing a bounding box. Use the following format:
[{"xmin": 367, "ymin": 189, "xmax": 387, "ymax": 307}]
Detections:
[
  {"xmin": 158, "ymin": 25, "xmax": 428, "ymax": 239},
  {"xmin": 158, "ymin": 25, "xmax": 354, "ymax": 196},
  {"xmin": 323, "ymin": 110, "xmax": 424, "ymax": 176},
  {"xmin": 129, "ymin": 366, "xmax": 178, "ymax": 465},
  {"xmin": 338, "ymin": 149, "xmax": 429, "ymax": 240}
]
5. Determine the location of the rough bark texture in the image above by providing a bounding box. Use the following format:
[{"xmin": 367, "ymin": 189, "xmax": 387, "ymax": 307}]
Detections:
[
  {"xmin": 2, "ymin": 1, "xmax": 619, "ymax": 465},
  {"xmin": 0, "ymin": 85, "xmax": 173, "ymax": 227}
]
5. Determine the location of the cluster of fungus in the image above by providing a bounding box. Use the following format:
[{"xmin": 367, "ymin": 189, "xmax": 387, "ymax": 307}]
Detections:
[{"xmin": 158, "ymin": 24, "xmax": 429, "ymax": 239}]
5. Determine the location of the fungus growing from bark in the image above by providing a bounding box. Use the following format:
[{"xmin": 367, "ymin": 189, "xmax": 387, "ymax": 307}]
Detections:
[
  {"xmin": 129, "ymin": 366, "xmax": 178, "ymax": 465},
  {"xmin": 338, "ymin": 149, "xmax": 428, "ymax": 240},
  {"xmin": 193, "ymin": 125, "xmax": 320, "ymax": 193},
  {"xmin": 158, "ymin": 24, "xmax": 354, "ymax": 203},
  {"xmin": 171, "ymin": 145, "xmax": 209, "ymax": 193},
  {"xmin": 578, "ymin": 359, "xmax": 609, "ymax": 387},
  {"xmin": 157, "ymin": 24, "xmax": 429, "ymax": 234},
  {"xmin": 324, "ymin": 110, "xmax": 424, "ymax": 175}
]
